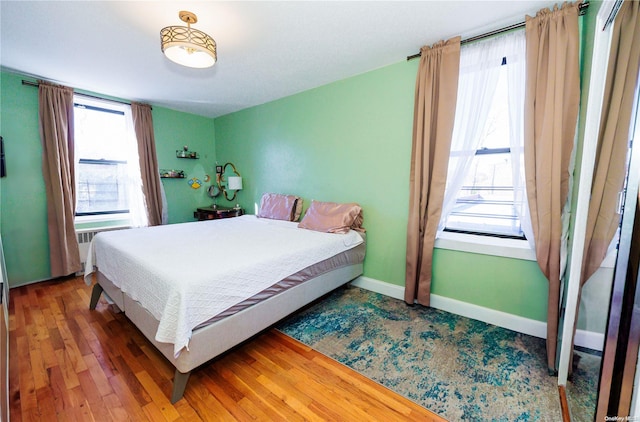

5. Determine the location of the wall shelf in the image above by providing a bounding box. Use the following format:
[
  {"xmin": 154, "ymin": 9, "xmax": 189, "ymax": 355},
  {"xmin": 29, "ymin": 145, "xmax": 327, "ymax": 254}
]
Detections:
[
  {"xmin": 160, "ymin": 169, "xmax": 185, "ymax": 178},
  {"xmin": 176, "ymin": 150, "xmax": 199, "ymax": 159}
]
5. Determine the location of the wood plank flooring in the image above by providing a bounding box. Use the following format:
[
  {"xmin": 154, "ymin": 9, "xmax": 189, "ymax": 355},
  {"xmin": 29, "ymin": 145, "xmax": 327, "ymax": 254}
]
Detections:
[{"xmin": 10, "ymin": 276, "xmax": 446, "ymax": 421}]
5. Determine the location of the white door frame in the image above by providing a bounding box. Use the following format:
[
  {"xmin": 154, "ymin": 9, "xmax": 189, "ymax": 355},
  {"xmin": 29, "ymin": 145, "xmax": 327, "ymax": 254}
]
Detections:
[{"xmin": 557, "ymin": 0, "xmax": 618, "ymax": 385}]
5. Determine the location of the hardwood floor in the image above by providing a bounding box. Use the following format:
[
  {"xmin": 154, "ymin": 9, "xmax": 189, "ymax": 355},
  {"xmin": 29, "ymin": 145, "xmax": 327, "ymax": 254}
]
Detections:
[{"xmin": 10, "ymin": 276, "xmax": 445, "ymax": 421}]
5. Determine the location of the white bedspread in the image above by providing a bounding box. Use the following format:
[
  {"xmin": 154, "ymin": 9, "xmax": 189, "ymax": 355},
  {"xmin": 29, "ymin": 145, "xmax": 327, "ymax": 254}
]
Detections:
[{"xmin": 85, "ymin": 215, "xmax": 363, "ymax": 357}]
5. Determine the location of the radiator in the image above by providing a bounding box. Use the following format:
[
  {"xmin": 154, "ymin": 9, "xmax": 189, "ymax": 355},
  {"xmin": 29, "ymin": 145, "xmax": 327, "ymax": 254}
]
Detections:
[{"xmin": 76, "ymin": 226, "xmax": 129, "ymax": 274}]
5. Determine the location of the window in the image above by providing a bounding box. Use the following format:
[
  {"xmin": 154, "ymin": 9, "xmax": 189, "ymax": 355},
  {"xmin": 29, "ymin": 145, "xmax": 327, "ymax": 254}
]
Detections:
[
  {"xmin": 443, "ymin": 67, "xmax": 523, "ymax": 238},
  {"xmin": 74, "ymin": 96, "xmax": 143, "ymax": 223},
  {"xmin": 439, "ymin": 30, "xmax": 528, "ymax": 240}
]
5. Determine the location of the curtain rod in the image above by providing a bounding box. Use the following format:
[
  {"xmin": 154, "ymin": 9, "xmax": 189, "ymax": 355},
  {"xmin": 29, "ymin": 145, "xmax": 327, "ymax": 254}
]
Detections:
[
  {"xmin": 406, "ymin": 1, "xmax": 590, "ymax": 61},
  {"xmin": 21, "ymin": 79, "xmax": 133, "ymax": 106}
]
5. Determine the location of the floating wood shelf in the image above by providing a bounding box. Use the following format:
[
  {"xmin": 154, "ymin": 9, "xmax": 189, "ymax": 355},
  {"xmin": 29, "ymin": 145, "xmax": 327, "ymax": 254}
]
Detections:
[
  {"xmin": 176, "ymin": 150, "xmax": 199, "ymax": 159},
  {"xmin": 160, "ymin": 169, "xmax": 185, "ymax": 178}
]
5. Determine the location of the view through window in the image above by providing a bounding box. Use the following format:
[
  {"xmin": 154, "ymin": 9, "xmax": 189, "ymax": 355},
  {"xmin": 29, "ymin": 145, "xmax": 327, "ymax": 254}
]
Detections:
[
  {"xmin": 74, "ymin": 97, "xmax": 131, "ymax": 217},
  {"xmin": 443, "ymin": 66, "xmax": 524, "ymax": 238}
]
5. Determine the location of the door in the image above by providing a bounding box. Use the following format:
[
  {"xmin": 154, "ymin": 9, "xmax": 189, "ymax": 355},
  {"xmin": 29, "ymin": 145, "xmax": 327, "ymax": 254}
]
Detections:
[
  {"xmin": 0, "ymin": 236, "xmax": 8, "ymax": 421},
  {"xmin": 595, "ymin": 72, "xmax": 640, "ymax": 419}
]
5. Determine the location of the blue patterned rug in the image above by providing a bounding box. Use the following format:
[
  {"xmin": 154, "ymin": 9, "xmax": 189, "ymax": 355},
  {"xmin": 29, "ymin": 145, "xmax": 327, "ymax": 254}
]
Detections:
[
  {"xmin": 277, "ymin": 285, "xmax": 598, "ymax": 421},
  {"xmin": 567, "ymin": 349, "xmax": 600, "ymax": 422}
]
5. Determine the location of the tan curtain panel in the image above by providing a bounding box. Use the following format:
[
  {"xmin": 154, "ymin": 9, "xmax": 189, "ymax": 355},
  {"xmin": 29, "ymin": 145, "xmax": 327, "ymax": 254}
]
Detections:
[
  {"xmin": 131, "ymin": 102, "xmax": 163, "ymax": 226},
  {"xmin": 405, "ymin": 37, "xmax": 461, "ymax": 306},
  {"xmin": 582, "ymin": 1, "xmax": 640, "ymax": 285},
  {"xmin": 38, "ymin": 81, "xmax": 82, "ymax": 277},
  {"xmin": 524, "ymin": 2, "xmax": 581, "ymax": 371}
]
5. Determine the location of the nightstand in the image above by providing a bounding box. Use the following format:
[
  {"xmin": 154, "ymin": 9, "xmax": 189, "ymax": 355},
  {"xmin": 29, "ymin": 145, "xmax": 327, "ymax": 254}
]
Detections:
[{"xmin": 194, "ymin": 205, "xmax": 244, "ymax": 221}]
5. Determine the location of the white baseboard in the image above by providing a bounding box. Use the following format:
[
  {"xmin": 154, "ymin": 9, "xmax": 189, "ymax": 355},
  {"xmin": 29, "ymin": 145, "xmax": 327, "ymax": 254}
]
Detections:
[
  {"xmin": 575, "ymin": 329, "xmax": 605, "ymax": 352},
  {"xmin": 350, "ymin": 276, "xmax": 603, "ymax": 352},
  {"xmin": 351, "ymin": 276, "xmax": 406, "ymax": 301}
]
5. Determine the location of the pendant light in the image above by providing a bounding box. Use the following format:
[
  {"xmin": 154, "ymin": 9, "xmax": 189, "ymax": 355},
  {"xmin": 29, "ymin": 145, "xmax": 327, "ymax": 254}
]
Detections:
[{"xmin": 160, "ymin": 11, "xmax": 217, "ymax": 69}]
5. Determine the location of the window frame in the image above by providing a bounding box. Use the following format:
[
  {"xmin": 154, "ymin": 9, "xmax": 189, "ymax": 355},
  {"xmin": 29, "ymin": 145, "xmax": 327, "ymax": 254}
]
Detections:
[
  {"xmin": 444, "ymin": 146, "xmax": 525, "ymax": 240},
  {"xmin": 441, "ymin": 58, "xmax": 526, "ymax": 241},
  {"xmin": 73, "ymin": 96, "xmax": 132, "ymax": 222},
  {"xmin": 435, "ymin": 230, "xmax": 534, "ymax": 261}
]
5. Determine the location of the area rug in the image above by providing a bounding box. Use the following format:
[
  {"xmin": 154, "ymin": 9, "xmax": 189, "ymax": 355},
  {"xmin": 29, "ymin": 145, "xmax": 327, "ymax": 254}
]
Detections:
[
  {"xmin": 278, "ymin": 285, "xmax": 570, "ymax": 421},
  {"xmin": 566, "ymin": 349, "xmax": 600, "ymax": 422}
]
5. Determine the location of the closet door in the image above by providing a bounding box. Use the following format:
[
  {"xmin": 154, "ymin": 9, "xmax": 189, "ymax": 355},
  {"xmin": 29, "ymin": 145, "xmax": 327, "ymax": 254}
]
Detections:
[
  {"xmin": 0, "ymin": 236, "xmax": 8, "ymax": 422},
  {"xmin": 595, "ymin": 82, "xmax": 640, "ymax": 419},
  {"xmin": 559, "ymin": 1, "xmax": 640, "ymax": 418}
]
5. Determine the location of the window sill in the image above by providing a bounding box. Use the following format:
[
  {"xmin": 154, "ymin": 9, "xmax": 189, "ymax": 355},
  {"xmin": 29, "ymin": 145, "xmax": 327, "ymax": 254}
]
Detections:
[
  {"xmin": 435, "ymin": 232, "xmax": 620, "ymax": 269},
  {"xmin": 75, "ymin": 213, "xmax": 130, "ymax": 229},
  {"xmin": 435, "ymin": 231, "xmax": 536, "ymax": 261}
]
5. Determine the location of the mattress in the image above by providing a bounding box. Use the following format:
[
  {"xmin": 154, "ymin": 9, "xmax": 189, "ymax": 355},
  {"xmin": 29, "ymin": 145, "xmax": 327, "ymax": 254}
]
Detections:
[
  {"xmin": 85, "ymin": 215, "xmax": 364, "ymax": 356},
  {"xmin": 194, "ymin": 239, "xmax": 366, "ymax": 328}
]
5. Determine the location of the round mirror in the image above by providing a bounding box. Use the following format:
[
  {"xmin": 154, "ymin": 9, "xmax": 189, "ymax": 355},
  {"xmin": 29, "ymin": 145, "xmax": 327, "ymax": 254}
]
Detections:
[{"xmin": 207, "ymin": 184, "xmax": 220, "ymax": 198}]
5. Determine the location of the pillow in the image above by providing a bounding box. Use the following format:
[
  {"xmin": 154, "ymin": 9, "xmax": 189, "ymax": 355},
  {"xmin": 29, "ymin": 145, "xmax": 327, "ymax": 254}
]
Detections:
[
  {"xmin": 298, "ymin": 200, "xmax": 365, "ymax": 234},
  {"xmin": 257, "ymin": 193, "xmax": 303, "ymax": 222}
]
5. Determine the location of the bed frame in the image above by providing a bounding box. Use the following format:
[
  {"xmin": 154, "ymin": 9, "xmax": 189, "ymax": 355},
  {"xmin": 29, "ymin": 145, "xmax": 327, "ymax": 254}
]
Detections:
[{"xmin": 89, "ymin": 262, "xmax": 363, "ymax": 403}]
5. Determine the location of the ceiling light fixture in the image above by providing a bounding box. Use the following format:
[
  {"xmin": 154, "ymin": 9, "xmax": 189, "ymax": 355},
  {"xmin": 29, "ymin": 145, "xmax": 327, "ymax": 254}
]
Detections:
[{"xmin": 160, "ymin": 11, "xmax": 217, "ymax": 69}]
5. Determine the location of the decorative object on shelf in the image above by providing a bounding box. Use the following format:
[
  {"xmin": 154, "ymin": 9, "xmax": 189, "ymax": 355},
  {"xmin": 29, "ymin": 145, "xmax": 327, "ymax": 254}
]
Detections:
[
  {"xmin": 176, "ymin": 145, "xmax": 198, "ymax": 159},
  {"xmin": 160, "ymin": 11, "xmax": 217, "ymax": 69},
  {"xmin": 160, "ymin": 169, "xmax": 185, "ymax": 178},
  {"xmin": 215, "ymin": 162, "xmax": 243, "ymax": 201},
  {"xmin": 188, "ymin": 177, "xmax": 202, "ymax": 189}
]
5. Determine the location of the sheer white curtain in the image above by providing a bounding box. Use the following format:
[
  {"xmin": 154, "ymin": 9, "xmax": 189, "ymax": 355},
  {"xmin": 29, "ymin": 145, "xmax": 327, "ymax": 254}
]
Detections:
[
  {"xmin": 161, "ymin": 183, "xmax": 169, "ymax": 225},
  {"xmin": 438, "ymin": 30, "xmax": 530, "ymax": 238},
  {"xmin": 123, "ymin": 106, "xmax": 149, "ymax": 228},
  {"xmin": 504, "ymin": 31, "xmax": 534, "ymax": 245}
]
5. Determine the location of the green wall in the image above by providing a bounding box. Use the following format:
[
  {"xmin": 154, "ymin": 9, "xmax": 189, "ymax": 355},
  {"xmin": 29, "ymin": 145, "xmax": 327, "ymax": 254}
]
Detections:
[
  {"xmin": 0, "ymin": 72, "xmax": 47, "ymax": 285},
  {"xmin": 152, "ymin": 107, "xmax": 217, "ymax": 224},
  {"xmin": 0, "ymin": 71, "xmax": 217, "ymax": 286},
  {"xmin": 215, "ymin": 62, "xmax": 417, "ymax": 288},
  {"xmin": 214, "ymin": 60, "xmax": 552, "ymax": 322},
  {"xmin": 0, "ymin": 3, "xmax": 600, "ymax": 326}
]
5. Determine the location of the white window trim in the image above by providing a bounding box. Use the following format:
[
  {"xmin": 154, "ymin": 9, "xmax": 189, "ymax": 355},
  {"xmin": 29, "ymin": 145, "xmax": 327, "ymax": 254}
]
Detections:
[
  {"xmin": 435, "ymin": 230, "xmax": 619, "ymax": 268},
  {"xmin": 74, "ymin": 212, "xmax": 131, "ymax": 225},
  {"xmin": 435, "ymin": 230, "xmax": 536, "ymax": 261},
  {"xmin": 440, "ymin": 30, "xmax": 528, "ymax": 241},
  {"xmin": 73, "ymin": 94, "xmax": 148, "ymax": 228}
]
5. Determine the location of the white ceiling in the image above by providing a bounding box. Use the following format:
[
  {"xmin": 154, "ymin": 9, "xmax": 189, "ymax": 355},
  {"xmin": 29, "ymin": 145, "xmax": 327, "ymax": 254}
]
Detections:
[{"xmin": 1, "ymin": 1, "xmax": 557, "ymax": 118}]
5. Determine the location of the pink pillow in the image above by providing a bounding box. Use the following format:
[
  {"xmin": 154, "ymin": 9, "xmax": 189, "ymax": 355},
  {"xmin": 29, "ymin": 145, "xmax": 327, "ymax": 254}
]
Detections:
[
  {"xmin": 298, "ymin": 201, "xmax": 365, "ymax": 234},
  {"xmin": 257, "ymin": 193, "xmax": 302, "ymax": 221}
]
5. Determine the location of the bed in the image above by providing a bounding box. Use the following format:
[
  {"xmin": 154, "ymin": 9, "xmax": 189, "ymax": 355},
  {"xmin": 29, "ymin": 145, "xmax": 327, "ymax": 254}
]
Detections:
[{"xmin": 85, "ymin": 200, "xmax": 365, "ymax": 403}]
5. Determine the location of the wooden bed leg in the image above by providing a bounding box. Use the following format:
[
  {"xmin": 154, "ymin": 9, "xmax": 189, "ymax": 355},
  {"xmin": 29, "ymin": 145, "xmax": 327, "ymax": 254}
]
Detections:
[
  {"xmin": 89, "ymin": 284, "xmax": 103, "ymax": 310},
  {"xmin": 171, "ymin": 370, "xmax": 191, "ymax": 403}
]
